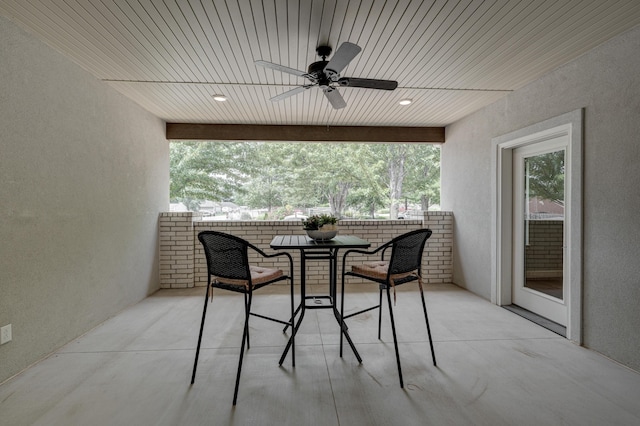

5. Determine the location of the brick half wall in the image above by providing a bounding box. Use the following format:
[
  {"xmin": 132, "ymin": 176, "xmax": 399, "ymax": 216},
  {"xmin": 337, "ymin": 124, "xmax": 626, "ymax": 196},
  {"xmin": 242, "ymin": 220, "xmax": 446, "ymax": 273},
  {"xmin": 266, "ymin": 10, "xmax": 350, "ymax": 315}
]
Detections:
[{"xmin": 159, "ymin": 212, "xmax": 453, "ymax": 288}]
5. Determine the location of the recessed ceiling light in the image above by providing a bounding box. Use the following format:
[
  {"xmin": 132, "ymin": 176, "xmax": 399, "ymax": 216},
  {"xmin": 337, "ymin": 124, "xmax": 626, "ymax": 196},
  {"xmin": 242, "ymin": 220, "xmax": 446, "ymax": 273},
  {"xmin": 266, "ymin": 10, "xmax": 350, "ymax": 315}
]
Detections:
[
  {"xmin": 399, "ymin": 99, "xmax": 412, "ymax": 106},
  {"xmin": 212, "ymin": 94, "xmax": 227, "ymax": 102}
]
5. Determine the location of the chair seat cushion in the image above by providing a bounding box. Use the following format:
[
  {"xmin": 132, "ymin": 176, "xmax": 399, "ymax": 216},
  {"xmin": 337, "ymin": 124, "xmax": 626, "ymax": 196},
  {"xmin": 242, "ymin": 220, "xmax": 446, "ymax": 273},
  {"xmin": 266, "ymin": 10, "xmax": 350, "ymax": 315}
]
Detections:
[
  {"xmin": 352, "ymin": 261, "xmax": 422, "ymax": 305},
  {"xmin": 216, "ymin": 265, "xmax": 283, "ymax": 288},
  {"xmin": 352, "ymin": 261, "xmax": 389, "ymax": 279},
  {"xmin": 352, "ymin": 261, "xmax": 415, "ymax": 281}
]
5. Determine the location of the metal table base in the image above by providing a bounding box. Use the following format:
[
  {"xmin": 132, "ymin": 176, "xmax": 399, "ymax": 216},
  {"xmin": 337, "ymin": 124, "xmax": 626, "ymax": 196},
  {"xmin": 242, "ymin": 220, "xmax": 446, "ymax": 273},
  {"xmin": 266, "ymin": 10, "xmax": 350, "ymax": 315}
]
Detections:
[{"xmin": 270, "ymin": 235, "xmax": 371, "ymax": 364}]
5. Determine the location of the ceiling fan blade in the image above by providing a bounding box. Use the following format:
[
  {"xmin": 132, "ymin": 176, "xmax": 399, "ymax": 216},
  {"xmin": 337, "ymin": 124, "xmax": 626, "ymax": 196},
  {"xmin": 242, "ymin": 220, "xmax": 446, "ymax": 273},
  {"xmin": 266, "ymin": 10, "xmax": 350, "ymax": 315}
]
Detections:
[
  {"xmin": 270, "ymin": 85, "xmax": 312, "ymax": 102},
  {"xmin": 255, "ymin": 60, "xmax": 307, "ymax": 77},
  {"xmin": 323, "ymin": 87, "xmax": 346, "ymax": 109},
  {"xmin": 337, "ymin": 77, "xmax": 398, "ymax": 90},
  {"xmin": 324, "ymin": 42, "xmax": 361, "ymax": 77}
]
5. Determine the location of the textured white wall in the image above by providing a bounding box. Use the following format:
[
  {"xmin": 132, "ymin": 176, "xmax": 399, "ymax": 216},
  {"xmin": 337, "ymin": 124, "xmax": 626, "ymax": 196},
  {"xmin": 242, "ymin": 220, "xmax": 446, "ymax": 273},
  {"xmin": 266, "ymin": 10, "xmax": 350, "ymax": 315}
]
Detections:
[
  {"xmin": 442, "ymin": 24, "xmax": 640, "ymax": 371},
  {"xmin": 0, "ymin": 17, "xmax": 169, "ymax": 383}
]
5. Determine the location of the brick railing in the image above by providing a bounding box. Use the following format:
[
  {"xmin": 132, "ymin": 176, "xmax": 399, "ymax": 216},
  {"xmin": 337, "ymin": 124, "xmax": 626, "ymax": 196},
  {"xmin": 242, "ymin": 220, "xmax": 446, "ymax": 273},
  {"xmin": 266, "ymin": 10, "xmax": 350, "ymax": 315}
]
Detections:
[
  {"xmin": 526, "ymin": 220, "xmax": 564, "ymax": 278},
  {"xmin": 159, "ymin": 212, "xmax": 453, "ymax": 288}
]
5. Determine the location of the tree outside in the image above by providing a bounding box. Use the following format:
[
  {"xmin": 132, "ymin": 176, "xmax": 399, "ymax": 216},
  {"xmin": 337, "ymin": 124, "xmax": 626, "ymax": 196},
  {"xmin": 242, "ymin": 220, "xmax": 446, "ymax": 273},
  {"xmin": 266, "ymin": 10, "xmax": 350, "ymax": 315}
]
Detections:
[
  {"xmin": 170, "ymin": 141, "xmax": 440, "ymax": 219},
  {"xmin": 525, "ymin": 150, "xmax": 565, "ymax": 206}
]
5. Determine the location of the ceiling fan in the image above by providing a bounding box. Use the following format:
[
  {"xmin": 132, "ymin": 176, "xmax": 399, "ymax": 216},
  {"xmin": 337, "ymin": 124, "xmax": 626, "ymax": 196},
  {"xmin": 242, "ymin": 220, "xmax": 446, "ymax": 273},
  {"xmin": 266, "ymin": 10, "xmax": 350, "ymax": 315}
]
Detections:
[{"xmin": 255, "ymin": 42, "xmax": 398, "ymax": 109}]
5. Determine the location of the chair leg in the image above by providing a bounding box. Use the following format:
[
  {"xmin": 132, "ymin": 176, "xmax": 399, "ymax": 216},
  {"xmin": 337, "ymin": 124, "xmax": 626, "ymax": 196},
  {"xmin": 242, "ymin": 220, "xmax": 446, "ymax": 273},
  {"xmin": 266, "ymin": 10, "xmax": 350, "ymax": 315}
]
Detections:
[
  {"xmin": 244, "ymin": 292, "xmax": 250, "ymax": 350},
  {"xmin": 419, "ymin": 287, "xmax": 437, "ymax": 366},
  {"xmin": 191, "ymin": 283, "xmax": 210, "ymax": 384},
  {"xmin": 233, "ymin": 290, "xmax": 253, "ymax": 405},
  {"xmin": 282, "ymin": 304, "xmax": 301, "ymax": 333},
  {"xmin": 386, "ymin": 288, "xmax": 404, "ymax": 388},
  {"xmin": 339, "ymin": 272, "xmax": 346, "ymax": 357},
  {"xmin": 290, "ymin": 277, "xmax": 296, "ymax": 367},
  {"xmin": 377, "ymin": 286, "xmax": 383, "ymax": 339}
]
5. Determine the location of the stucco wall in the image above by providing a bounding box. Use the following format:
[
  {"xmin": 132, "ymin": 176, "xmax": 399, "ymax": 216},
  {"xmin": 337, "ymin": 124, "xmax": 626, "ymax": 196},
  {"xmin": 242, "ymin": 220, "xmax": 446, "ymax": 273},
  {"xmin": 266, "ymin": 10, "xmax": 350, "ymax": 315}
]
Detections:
[
  {"xmin": 0, "ymin": 17, "xmax": 169, "ymax": 383},
  {"xmin": 442, "ymin": 24, "xmax": 640, "ymax": 371}
]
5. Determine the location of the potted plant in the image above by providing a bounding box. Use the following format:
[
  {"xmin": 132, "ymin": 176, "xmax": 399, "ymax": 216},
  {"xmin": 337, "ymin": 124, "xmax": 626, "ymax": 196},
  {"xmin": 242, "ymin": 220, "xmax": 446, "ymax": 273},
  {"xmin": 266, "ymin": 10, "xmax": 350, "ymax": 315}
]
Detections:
[{"xmin": 302, "ymin": 213, "xmax": 339, "ymax": 240}]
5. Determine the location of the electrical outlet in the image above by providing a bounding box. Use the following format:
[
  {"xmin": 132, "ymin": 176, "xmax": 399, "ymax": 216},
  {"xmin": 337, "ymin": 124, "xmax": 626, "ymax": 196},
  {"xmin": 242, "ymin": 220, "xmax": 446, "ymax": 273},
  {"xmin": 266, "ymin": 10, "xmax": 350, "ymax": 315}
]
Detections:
[{"xmin": 1, "ymin": 324, "xmax": 12, "ymax": 345}]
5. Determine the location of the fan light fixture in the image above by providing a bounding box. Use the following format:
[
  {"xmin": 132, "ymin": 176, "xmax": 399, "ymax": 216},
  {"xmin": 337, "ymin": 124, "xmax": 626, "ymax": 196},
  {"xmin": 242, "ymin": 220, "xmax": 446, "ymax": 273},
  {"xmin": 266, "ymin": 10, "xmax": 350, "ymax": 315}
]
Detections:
[
  {"xmin": 399, "ymin": 99, "xmax": 412, "ymax": 106},
  {"xmin": 212, "ymin": 94, "xmax": 227, "ymax": 102}
]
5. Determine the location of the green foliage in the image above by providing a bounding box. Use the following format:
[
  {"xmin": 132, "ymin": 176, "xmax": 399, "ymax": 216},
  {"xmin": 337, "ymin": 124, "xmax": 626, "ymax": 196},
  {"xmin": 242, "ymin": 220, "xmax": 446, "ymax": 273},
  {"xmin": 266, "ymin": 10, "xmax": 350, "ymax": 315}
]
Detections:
[
  {"xmin": 302, "ymin": 214, "xmax": 338, "ymax": 230},
  {"xmin": 403, "ymin": 144, "xmax": 441, "ymax": 209},
  {"xmin": 525, "ymin": 150, "xmax": 565, "ymax": 205},
  {"xmin": 169, "ymin": 141, "xmax": 441, "ymax": 217},
  {"xmin": 237, "ymin": 143, "xmax": 293, "ymax": 211},
  {"xmin": 169, "ymin": 141, "xmax": 255, "ymax": 210},
  {"xmin": 260, "ymin": 206, "xmax": 294, "ymax": 220},
  {"xmin": 285, "ymin": 143, "xmax": 364, "ymax": 216}
]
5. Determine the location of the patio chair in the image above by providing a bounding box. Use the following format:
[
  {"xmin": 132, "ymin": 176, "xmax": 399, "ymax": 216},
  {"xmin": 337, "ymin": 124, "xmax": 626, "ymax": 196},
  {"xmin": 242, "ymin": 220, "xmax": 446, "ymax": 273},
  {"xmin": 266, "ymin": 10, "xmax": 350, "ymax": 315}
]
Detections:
[
  {"xmin": 340, "ymin": 228, "xmax": 436, "ymax": 388},
  {"xmin": 191, "ymin": 231, "xmax": 295, "ymax": 405}
]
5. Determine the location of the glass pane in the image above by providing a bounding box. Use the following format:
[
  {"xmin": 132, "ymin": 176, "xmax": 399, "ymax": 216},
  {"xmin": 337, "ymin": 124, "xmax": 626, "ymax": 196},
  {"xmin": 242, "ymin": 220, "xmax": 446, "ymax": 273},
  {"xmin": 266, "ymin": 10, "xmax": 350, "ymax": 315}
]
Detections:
[{"xmin": 523, "ymin": 150, "xmax": 565, "ymax": 300}]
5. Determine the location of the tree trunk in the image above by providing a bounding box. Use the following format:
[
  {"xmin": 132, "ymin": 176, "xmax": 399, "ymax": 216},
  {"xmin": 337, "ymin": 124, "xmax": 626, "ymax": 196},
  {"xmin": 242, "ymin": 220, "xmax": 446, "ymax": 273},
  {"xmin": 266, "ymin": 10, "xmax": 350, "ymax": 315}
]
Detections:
[
  {"xmin": 328, "ymin": 182, "xmax": 350, "ymax": 218},
  {"xmin": 388, "ymin": 147, "xmax": 406, "ymax": 219},
  {"xmin": 420, "ymin": 195, "xmax": 430, "ymax": 211}
]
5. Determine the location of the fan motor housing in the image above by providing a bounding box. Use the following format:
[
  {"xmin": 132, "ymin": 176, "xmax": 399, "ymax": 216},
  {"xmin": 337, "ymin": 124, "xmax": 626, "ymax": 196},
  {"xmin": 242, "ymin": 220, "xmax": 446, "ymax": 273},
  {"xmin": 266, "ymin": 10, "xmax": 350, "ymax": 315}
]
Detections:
[
  {"xmin": 308, "ymin": 60, "xmax": 333, "ymax": 87},
  {"xmin": 307, "ymin": 60, "xmax": 328, "ymax": 76}
]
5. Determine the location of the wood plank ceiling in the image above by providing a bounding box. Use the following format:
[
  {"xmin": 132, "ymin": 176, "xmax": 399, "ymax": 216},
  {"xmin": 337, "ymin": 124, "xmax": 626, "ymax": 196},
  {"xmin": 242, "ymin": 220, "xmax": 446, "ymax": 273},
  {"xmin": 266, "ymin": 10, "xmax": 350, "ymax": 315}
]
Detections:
[{"xmin": 2, "ymin": 0, "xmax": 640, "ymax": 129}]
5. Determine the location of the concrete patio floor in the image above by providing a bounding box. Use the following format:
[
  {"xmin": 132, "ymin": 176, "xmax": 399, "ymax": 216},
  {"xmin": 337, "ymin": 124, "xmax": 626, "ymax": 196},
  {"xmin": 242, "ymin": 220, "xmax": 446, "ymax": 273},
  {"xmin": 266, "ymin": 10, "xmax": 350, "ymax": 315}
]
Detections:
[{"xmin": 1, "ymin": 283, "xmax": 639, "ymax": 425}]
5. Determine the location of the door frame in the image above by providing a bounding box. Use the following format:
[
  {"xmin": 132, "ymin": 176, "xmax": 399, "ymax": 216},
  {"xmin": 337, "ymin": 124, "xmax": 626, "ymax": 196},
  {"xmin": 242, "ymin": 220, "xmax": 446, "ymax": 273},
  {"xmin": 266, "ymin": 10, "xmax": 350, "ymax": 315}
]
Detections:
[{"xmin": 491, "ymin": 109, "xmax": 583, "ymax": 343}]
